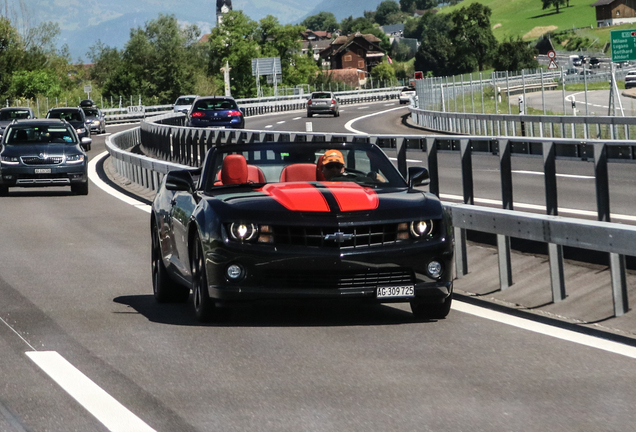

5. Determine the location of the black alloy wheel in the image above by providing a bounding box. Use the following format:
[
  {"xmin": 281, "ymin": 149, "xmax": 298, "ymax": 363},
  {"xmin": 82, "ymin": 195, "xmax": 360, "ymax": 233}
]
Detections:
[{"xmin": 191, "ymin": 234, "xmax": 227, "ymax": 322}]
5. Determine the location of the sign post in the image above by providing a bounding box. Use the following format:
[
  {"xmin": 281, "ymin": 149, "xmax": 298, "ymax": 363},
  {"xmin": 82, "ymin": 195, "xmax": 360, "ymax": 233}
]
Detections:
[{"xmin": 84, "ymin": 84, "xmax": 92, "ymax": 100}]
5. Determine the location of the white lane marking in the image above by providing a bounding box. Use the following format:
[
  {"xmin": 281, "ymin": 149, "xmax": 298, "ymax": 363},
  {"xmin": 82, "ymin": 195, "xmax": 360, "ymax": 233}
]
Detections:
[
  {"xmin": 88, "ymin": 152, "xmax": 151, "ymax": 213},
  {"xmin": 276, "ymin": 121, "xmax": 285, "ymax": 124},
  {"xmin": 27, "ymin": 351, "xmax": 157, "ymax": 432},
  {"xmin": 453, "ymin": 301, "xmax": 636, "ymax": 360},
  {"xmin": 357, "ymin": 106, "xmax": 370, "ymax": 110},
  {"xmin": 513, "ymin": 170, "xmax": 595, "ymax": 180},
  {"xmin": 265, "ymin": 125, "xmax": 273, "ymax": 128},
  {"xmin": 344, "ymin": 106, "xmax": 407, "ymax": 134},
  {"xmin": 440, "ymin": 193, "xmax": 636, "ymax": 222},
  {"xmin": 293, "ymin": 117, "xmax": 302, "ymax": 120},
  {"xmin": 384, "ymin": 103, "xmax": 395, "ymax": 106}
]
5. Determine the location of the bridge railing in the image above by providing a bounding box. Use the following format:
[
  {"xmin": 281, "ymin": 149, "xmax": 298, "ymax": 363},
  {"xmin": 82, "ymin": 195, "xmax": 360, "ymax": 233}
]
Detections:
[{"xmin": 105, "ymin": 113, "xmax": 635, "ymax": 317}]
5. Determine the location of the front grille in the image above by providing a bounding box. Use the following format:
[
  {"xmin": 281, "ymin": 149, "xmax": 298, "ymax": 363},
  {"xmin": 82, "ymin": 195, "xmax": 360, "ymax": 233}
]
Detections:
[
  {"xmin": 269, "ymin": 223, "xmax": 401, "ymax": 249},
  {"xmin": 21, "ymin": 156, "xmax": 64, "ymax": 165},
  {"xmin": 260, "ymin": 268, "xmax": 414, "ymax": 290}
]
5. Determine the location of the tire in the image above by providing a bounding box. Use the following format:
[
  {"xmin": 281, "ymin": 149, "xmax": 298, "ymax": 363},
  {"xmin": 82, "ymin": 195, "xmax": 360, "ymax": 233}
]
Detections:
[
  {"xmin": 151, "ymin": 224, "xmax": 189, "ymax": 303},
  {"xmin": 71, "ymin": 182, "xmax": 89, "ymax": 195},
  {"xmin": 334, "ymin": 110, "xmax": 339, "ymax": 117},
  {"xmin": 191, "ymin": 234, "xmax": 227, "ymax": 322},
  {"xmin": 410, "ymin": 295, "xmax": 452, "ymax": 321}
]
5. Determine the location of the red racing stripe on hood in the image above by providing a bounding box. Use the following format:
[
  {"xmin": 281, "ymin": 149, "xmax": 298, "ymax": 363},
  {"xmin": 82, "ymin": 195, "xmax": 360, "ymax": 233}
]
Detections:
[
  {"xmin": 324, "ymin": 182, "xmax": 379, "ymax": 211},
  {"xmin": 259, "ymin": 183, "xmax": 330, "ymax": 212}
]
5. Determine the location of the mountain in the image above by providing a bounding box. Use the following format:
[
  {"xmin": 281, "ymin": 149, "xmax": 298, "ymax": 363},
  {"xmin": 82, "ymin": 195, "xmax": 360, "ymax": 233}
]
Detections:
[
  {"xmin": 18, "ymin": 0, "xmax": 318, "ymax": 60},
  {"xmin": 298, "ymin": 0, "xmax": 387, "ymax": 22}
]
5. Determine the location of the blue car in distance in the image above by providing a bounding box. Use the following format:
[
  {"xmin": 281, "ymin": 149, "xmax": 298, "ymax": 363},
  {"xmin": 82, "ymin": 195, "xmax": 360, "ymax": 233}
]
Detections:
[{"xmin": 185, "ymin": 97, "xmax": 245, "ymax": 129}]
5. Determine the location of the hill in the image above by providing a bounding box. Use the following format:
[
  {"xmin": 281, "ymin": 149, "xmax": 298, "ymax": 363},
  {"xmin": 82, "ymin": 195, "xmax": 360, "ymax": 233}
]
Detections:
[{"xmin": 437, "ymin": 0, "xmax": 597, "ymax": 42}]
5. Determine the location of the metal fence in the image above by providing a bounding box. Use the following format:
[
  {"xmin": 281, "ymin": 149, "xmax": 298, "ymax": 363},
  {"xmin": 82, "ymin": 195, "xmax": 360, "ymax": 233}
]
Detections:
[{"xmin": 105, "ymin": 113, "xmax": 636, "ymax": 317}]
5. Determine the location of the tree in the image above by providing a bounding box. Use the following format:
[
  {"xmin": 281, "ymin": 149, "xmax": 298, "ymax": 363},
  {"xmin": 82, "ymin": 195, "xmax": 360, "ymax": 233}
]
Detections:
[
  {"xmin": 492, "ymin": 37, "xmax": 539, "ymax": 72},
  {"xmin": 207, "ymin": 11, "xmax": 260, "ymax": 98},
  {"xmin": 375, "ymin": 0, "xmax": 401, "ymax": 26},
  {"xmin": 9, "ymin": 69, "xmax": 61, "ymax": 98},
  {"xmin": 542, "ymin": 0, "xmax": 566, "ymax": 13},
  {"xmin": 0, "ymin": 17, "xmax": 23, "ymax": 97},
  {"xmin": 301, "ymin": 12, "xmax": 338, "ymax": 32},
  {"xmin": 414, "ymin": 12, "xmax": 456, "ymax": 77},
  {"xmin": 450, "ymin": 3, "xmax": 497, "ymax": 72},
  {"xmin": 371, "ymin": 61, "xmax": 396, "ymax": 82}
]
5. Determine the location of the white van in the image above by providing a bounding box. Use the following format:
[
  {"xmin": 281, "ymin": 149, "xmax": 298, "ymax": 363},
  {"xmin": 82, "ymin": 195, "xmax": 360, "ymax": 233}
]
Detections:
[{"xmin": 569, "ymin": 55, "xmax": 582, "ymax": 66}]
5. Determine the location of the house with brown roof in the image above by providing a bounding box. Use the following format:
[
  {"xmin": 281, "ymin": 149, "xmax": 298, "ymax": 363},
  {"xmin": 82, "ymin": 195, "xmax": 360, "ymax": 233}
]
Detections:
[
  {"xmin": 301, "ymin": 30, "xmax": 333, "ymax": 41},
  {"xmin": 319, "ymin": 32, "xmax": 385, "ymax": 83},
  {"xmin": 592, "ymin": 0, "xmax": 636, "ymax": 27}
]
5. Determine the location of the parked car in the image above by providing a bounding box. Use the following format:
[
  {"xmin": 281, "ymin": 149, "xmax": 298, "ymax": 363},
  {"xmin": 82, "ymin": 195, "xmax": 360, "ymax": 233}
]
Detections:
[
  {"xmin": 589, "ymin": 57, "xmax": 601, "ymax": 68},
  {"xmin": 565, "ymin": 68, "xmax": 578, "ymax": 75},
  {"xmin": 81, "ymin": 106, "xmax": 106, "ymax": 134},
  {"xmin": 0, "ymin": 119, "xmax": 89, "ymax": 195},
  {"xmin": 0, "ymin": 107, "xmax": 35, "ymax": 137},
  {"xmin": 173, "ymin": 95, "xmax": 199, "ymax": 113},
  {"xmin": 307, "ymin": 91, "xmax": 340, "ymax": 117},
  {"xmin": 46, "ymin": 107, "xmax": 91, "ymax": 150},
  {"xmin": 625, "ymin": 71, "xmax": 636, "ymax": 89},
  {"xmin": 150, "ymin": 140, "xmax": 454, "ymax": 322},
  {"xmin": 578, "ymin": 55, "xmax": 586, "ymax": 64},
  {"xmin": 185, "ymin": 97, "xmax": 244, "ymax": 129},
  {"xmin": 399, "ymin": 86, "xmax": 417, "ymax": 104}
]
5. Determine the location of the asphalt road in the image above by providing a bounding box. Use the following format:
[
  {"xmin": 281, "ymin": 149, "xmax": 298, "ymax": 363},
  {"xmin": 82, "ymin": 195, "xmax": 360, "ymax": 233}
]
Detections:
[
  {"xmin": 522, "ymin": 89, "xmax": 636, "ymax": 117},
  {"xmin": 1, "ymin": 108, "xmax": 636, "ymax": 431}
]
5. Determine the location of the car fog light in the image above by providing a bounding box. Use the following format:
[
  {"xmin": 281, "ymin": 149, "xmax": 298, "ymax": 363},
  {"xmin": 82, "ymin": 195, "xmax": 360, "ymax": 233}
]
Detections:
[
  {"xmin": 427, "ymin": 261, "xmax": 442, "ymax": 279},
  {"xmin": 227, "ymin": 264, "xmax": 244, "ymax": 280}
]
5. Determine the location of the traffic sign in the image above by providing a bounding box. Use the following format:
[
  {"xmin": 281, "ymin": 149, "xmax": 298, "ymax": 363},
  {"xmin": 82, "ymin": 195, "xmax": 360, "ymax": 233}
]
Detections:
[
  {"xmin": 548, "ymin": 59, "xmax": 558, "ymax": 69},
  {"xmin": 611, "ymin": 29, "xmax": 636, "ymax": 62},
  {"xmin": 547, "ymin": 50, "xmax": 556, "ymax": 60}
]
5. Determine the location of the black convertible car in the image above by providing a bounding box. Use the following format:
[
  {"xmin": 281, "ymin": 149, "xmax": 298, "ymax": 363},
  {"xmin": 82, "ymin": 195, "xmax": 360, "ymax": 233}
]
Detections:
[{"xmin": 151, "ymin": 141, "xmax": 454, "ymax": 322}]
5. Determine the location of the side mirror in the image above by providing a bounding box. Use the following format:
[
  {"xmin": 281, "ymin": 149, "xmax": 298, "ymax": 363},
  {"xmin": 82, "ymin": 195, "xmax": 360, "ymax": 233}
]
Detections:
[
  {"xmin": 408, "ymin": 166, "xmax": 430, "ymax": 188},
  {"xmin": 165, "ymin": 170, "xmax": 195, "ymax": 193},
  {"xmin": 81, "ymin": 137, "xmax": 92, "ymax": 150}
]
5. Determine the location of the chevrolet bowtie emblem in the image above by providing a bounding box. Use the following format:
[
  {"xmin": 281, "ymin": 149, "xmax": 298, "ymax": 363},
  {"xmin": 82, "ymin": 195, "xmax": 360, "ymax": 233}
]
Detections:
[{"xmin": 324, "ymin": 231, "xmax": 354, "ymax": 243}]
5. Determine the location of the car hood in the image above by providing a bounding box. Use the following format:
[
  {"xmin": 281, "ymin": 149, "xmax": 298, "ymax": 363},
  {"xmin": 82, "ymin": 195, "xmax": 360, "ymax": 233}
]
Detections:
[
  {"xmin": 207, "ymin": 182, "xmax": 444, "ymax": 223},
  {"xmin": 1, "ymin": 143, "xmax": 81, "ymax": 156}
]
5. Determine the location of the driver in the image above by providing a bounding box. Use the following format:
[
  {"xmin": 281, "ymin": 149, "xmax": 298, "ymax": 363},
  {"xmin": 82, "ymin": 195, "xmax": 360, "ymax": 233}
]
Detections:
[{"xmin": 321, "ymin": 149, "xmax": 345, "ymax": 181}]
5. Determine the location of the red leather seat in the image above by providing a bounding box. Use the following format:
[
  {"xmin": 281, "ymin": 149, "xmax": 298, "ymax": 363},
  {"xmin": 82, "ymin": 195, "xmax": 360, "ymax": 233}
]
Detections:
[
  {"xmin": 279, "ymin": 163, "xmax": 317, "ymax": 182},
  {"xmin": 217, "ymin": 155, "xmax": 265, "ymax": 184},
  {"xmin": 247, "ymin": 165, "xmax": 266, "ymax": 183},
  {"xmin": 221, "ymin": 154, "xmax": 248, "ymax": 184},
  {"xmin": 315, "ymin": 155, "xmax": 326, "ymax": 181}
]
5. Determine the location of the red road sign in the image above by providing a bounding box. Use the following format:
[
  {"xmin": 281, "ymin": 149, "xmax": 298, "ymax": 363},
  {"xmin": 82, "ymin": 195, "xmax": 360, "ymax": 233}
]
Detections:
[
  {"xmin": 548, "ymin": 59, "xmax": 558, "ymax": 69},
  {"xmin": 547, "ymin": 50, "xmax": 556, "ymax": 59}
]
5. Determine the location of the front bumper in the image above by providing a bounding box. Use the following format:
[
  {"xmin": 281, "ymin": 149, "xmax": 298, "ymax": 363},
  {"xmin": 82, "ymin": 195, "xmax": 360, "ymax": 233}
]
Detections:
[
  {"xmin": 0, "ymin": 165, "xmax": 87, "ymax": 187},
  {"xmin": 204, "ymin": 239, "xmax": 453, "ymax": 305}
]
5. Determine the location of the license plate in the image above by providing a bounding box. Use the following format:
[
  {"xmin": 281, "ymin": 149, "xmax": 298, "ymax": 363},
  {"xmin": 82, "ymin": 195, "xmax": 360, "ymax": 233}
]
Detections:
[
  {"xmin": 35, "ymin": 168, "xmax": 51, "ymax": 174},
  {"xmin": 377, "ymin": 285, "xmax": 415, "ymax": 298}
]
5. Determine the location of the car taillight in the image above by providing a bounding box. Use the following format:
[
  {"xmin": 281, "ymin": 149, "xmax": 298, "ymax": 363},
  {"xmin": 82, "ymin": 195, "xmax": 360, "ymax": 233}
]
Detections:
[
  {"xmin": 331, "ymin": 99, "xmax": 336, "ymax": 105},
  {"xmin": 191, "ymin": 111, "xmax": 205, "ymax": 117},
  {"xmin": 227, "ymin": 110, "xmax": 242, "ymax": 117},
  {"xmin": 307, "ymin": 100, "xmax": 312, "ymax": 105}
]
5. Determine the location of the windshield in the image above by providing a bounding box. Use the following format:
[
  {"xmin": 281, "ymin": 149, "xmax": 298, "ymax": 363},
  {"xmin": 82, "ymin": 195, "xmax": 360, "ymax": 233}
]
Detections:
[
  {"xmin": 311, "ymin": 93, "xmax": 333, "ymax": 99},
  {"xmin": 176, "ymin": 97, "xmax": 196, "ymax": 105},
  {"xmin": 83, "ymin": 108, "xmax": 99, "ymax": 116},
  {"xmin": 4, "ymin": 125, "xmax": 77, "ymax": 145},
  {"xmin": 47, "ymin": 110, "xmax": 83, "ymax": 122},
  {"xmin": 205, "ymin": 143, "xmax": 406, "ymax": 191},
  {"xmin": 192, "ymin": 99, "xmax": 238, "ymax": 111},
  {"xmin": 0, "ymin": 109, "xmax": 31, "ymax": 121}
]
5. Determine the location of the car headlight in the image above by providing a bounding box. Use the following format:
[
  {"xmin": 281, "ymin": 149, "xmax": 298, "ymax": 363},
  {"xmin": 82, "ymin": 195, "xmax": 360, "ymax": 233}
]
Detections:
[
  {"xmin": 76, "ymin": 128, "xmax": 86, "ymax": 134},
  {"xmin": 92, "ymin": 120, "xmax": 100, "ymax": 126},
  {"xmin": 1, "ymin": 156, "xmax": 20, "ymax": 165},
  {"xmin": 397, "ymin": 220, "xmax": 434, "ymax": 240},
  {"xmin": 66, "ymin": 154, "xmax": 85, "ymax": 164},
  {"xmin": 227, "ymin": 223, "xmax": 274, "ymax": 243}
]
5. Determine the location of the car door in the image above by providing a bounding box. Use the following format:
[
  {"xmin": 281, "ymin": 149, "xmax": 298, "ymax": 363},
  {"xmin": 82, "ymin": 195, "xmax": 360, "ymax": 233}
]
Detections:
[{"xmin": 169, "ymin": 191, "xmax": 198, "ymax": 278}]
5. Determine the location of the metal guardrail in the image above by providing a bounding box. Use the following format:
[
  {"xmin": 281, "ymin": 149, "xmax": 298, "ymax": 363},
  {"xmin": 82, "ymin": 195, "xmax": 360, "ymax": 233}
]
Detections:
[{"xmin": 105, "ymin": 114, "xmax": 635, "ymax": 317}]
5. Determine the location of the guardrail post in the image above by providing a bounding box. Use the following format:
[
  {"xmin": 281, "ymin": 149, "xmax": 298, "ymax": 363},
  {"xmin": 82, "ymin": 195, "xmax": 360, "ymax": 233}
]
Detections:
[
  {"xmin": 543, "ymin": 141, "xmax": 566, "ymax": 302},
  {"xmin": 460, "ymin": 139, "xmax": 474, "ymax": 205},
  {"xmin": 593, "ymin": 143, "xmax": 610, "ymax": 222},
  {"xmin": 425, "ymin": 137, "xmax": 439, "ymax": 197},
  {"xmin": 610, "ymin": 253, "xmax": 629, "ymax": 316},
  {"xmin": 498, "ymin": 138, "xmax": 513, "ymax": 289}
]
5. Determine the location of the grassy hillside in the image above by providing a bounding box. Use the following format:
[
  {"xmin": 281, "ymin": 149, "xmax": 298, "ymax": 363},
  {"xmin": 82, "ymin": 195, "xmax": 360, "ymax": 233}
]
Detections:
[{"xmin": 437, "ymin": 0, "xmax": 597, "ymax": 42}]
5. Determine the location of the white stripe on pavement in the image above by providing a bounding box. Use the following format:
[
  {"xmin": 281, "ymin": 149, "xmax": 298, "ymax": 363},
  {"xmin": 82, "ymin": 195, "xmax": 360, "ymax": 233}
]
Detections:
[{"xmin": 26, "ymin": 351, "xmax": 157, "ymax": 432}]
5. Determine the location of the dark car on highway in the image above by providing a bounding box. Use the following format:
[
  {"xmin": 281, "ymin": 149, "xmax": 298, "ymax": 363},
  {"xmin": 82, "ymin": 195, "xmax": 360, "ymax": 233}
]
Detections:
[
  {"xmin": 150, "ymin": 140, "xmax": 454, "ymax": 322},
  {"xmin": 81, "ymin": 106, "xmax": 106, "ymax": 134},
  {"xmin": 185, "ymin": 97, "xmax": 244, "ymax": 129},
  {"xmin": 0, "ymin": 119, "xmax": 90, "ymax": 195},
  {"xmin": 46, "ymin": 107, "xmax": 91, "ymax": 150},
  {"xmin": 307, "ymin": 91, "xmax": 340, "ymax": 117},
  {"xmin": 0, "ymin": 107, "xmax": 35, "ymax": 137},
  {"xmin": 589, "ymin": 57, "xmax": 601, "ymax": 68}
]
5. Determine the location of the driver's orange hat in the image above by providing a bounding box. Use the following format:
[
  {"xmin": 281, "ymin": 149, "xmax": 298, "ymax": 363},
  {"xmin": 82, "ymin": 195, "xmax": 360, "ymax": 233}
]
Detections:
[{"xmin": 323, "ymin": 149, "xmax": 344, "ymax": 165}]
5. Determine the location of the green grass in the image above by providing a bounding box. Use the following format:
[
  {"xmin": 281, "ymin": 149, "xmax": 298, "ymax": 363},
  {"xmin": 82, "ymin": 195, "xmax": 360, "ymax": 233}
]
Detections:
[{"xmin": 436, "ymin": 0, "xmax": 597, "ymax": 42}]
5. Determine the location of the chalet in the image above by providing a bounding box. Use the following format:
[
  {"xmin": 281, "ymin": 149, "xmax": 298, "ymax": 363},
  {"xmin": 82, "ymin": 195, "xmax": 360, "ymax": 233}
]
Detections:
[
  {"xmin": 300, "ymin": 30, "xmax": 333, "ymax": 41},
  {"xmin": 319, "ymin": 32, "xmax": 385, "ymax": 82},
  {"xmin": 592, "ymin": 0, "xmax": 636, "ymax": 27}
]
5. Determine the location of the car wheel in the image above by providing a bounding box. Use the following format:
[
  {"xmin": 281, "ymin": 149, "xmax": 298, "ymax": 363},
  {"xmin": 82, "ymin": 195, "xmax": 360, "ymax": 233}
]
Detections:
[
  {"xmin": 0, "ymin": 185, "xmax": 8, "ymax": 196},
  {"xmin": 151, "ymin": 224, "xmax": 189, "ymax": 303},
  {"xmin": 410, "ymin": 295, "xmax": 452, "ymax": 321},
  {"xmin": 71, "ymin": 182, "xmax": 89, "ymax": 195},
  {"xmin": 334, "ymin": 110, "xmax": 339, "ymax": 117},
  {"xmin": 191, "ymin": 234, "xmax": 227, "ymax": 322}
]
